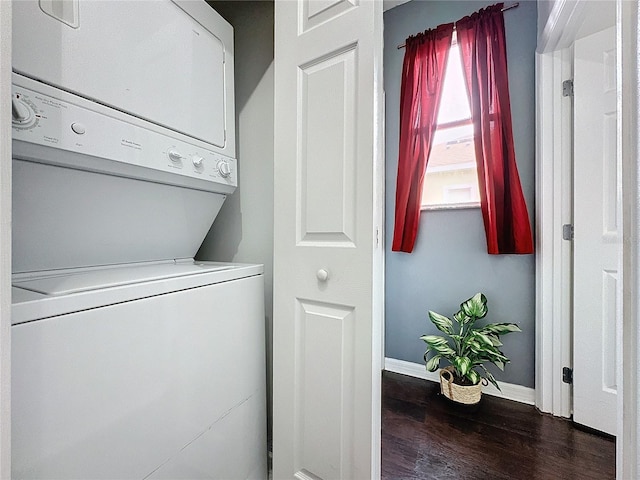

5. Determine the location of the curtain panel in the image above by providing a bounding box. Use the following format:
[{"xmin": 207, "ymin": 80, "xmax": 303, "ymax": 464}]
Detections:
[
  {"xmin": 457, "ymin": 3, "xmax": 534, "ymax": 254},
  {"xmin": 391, "ymin": 23, "xmax": 454, "ymax": 253},
  {"xmin": 391, "ymin": 3, "xmax": 534, "ymax": 255}
]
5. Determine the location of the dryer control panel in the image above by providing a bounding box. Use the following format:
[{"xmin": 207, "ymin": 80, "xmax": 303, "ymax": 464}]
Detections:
[{"xmin": 11, "ymin": 75, "xmax": 237, "ymax": 194}]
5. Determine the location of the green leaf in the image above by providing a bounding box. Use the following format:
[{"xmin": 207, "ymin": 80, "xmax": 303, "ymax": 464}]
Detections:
[
  {"xmin": 474, "ymin": 346, "xmax": 510, "ymax": 370},
  {"xmin": 480, "ymin": 349, "xmax": 509, "ymax": 365},
  {"xmin": 486, "ymin": 373, "xmax": 500, "ymax": 391},
  {"xmin": 421, "ymin": 337, "xmax": 456, "ymax": 357},
  {"xmin": 472, "ymin": 331, "xmax": 494, "ymax": 347},
  {"xmin": 460, "ymin": 293, "xmax": 488, "ymax": 320},
  {"xmin": 428, "ymin": 311, "xmax": 454, "ymax": 335},
  {"xmin": 466, "ymin": 369, "xmax": 481, "ymax": 385},
  {"xmin": 436, "ymin": 345, "xmax": 456, "ymax": 356},
  {"xmin": 479, "ymin": 366, "xmax": 501, "ymax": 392},
  {"xmin": 453, "ymin": 356, "xmax": 472, "ymax": 376},
  {"xmin": 467, "ymin": 346, "xmax": 482, "ymax": 357},
  {"xmin": 480, "ymin": 323, "xmax": 522, "ymax": 335},
  {"xmin": 453, "ymin": 310, "xmax": 470, "ymax": 325},
  {"xmin": 466, "ymin": 339, "xmax": 482, "ymax": 352},
  {"xmin": 492, "ymin": 349, "xmax": 510, "ymax": 363},
  {"xmin": 425, "ymin": 354, "xmax": 441, "ymax": 372},
  {"xmin": 420, "ymin": 334, "xmax": 446, "ymax": 347}
]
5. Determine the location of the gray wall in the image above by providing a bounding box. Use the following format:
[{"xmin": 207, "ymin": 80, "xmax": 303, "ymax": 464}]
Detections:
[
  {"xmin": 197, "ymin": 0, "xmax": 274, "ymax": 425},
  {"xmin": 384, "ymin": 0, "xmax": 537, "ymax": 388}
]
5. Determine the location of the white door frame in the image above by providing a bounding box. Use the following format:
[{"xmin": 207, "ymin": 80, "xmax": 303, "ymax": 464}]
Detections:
[
  {"xmin": 0, "ymin": 1, "xmax": 12, "ymax": 477},
  {"xmin": 536, "ymin": 0, "xmax": 639, "ymax": 477},
  {"xmin": 616, "ymin": 1, "xmax": 639, "ymax": 476}
]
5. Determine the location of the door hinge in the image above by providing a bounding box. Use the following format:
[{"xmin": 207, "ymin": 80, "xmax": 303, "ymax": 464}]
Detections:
[
  {"xmin": 562, "ymin": 224, "xmax": 574, "ymax": 241},
  {"xmin": 562, "ymin": 79, "xmax": 574, "ymax": 97},
  {"xmin": 562, "ymin": 367, "xmax": 573, "ymax": 384},
  {"xmin": 375, "ymin": 227, "xmax": 380, "ymax": 247}
]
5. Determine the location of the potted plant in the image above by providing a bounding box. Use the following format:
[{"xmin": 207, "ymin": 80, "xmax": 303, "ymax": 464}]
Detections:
[{"xmin": 420, "ymin": 293, "xmax": 521, "ymax": 405}]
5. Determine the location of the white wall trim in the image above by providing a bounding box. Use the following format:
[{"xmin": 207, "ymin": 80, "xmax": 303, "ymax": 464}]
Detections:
[
  {"xmin": 538, "ymin": 0, "xmax": 584, "ymax": 54},
  {"xmin": 384, "ymin": 358, "xmax": 535, "ymax": 406},
  {"xmin": 618, "ymin": 1, "xmax": 639, "ymax": 477},
  {"xmin": 538, "ymin": 0, "xmax": 639, "ymax": 475},
  {"xmin": 534, "ymin": 46, "xmax": 573, "ymax": 419},
  {"xmin": 0, "ymin": 1, "xmax": 11, "ymax": 477}
]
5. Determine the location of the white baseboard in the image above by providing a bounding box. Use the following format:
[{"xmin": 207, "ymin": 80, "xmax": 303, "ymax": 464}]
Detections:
[{"xmin": 384, "ymin": 357, "xmax": 536, "ymax": 406}]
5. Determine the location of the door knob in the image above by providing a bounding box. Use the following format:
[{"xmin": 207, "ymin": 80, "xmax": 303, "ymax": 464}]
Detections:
[{"xmin": 316, "ymin": 269, "xmax": 329, "ymax": 282}]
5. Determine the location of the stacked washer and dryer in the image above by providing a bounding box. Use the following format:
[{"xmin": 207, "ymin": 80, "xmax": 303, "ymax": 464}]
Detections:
[{"xmin": 10, "ymin": 1, "xmax": 266, "ymax": 478}]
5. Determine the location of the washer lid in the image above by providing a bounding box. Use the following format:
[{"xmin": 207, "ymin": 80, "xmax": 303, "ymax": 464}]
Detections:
[{"xmin": 13, "ymin": 263, "xmax": 234, "ymax": 296}]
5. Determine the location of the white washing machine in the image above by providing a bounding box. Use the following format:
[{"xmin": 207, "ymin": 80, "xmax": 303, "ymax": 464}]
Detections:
[
  {"xmin": 10, "ymin": 1, "xmax": 267, "ymax": 478},
  {"xmin": 12, "ymin": 262, "xmax": 266, "ymax": 479}
]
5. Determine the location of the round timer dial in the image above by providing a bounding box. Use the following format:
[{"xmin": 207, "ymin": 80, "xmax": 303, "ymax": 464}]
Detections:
[
  {"xmin": 11, "ymin": 97, "xmax": 37, "ymax": 128},
  {"xmin": 217, "ymin": 160, "xmax": 231, "ymax": 178}
]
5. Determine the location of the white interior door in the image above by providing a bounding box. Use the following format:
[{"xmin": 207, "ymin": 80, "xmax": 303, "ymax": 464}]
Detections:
[
  {"xmin": 272, "ymin": 0, "xmax": 383, "ymax": 478},
  {"xmin": 573, "ymin": 25, "xmax": 618, "ymax": 436}
]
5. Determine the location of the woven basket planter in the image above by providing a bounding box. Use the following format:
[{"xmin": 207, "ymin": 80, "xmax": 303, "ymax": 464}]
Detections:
[{"xmin": 439, "ymin": 367, "xmax": 483, "ymax": 405}]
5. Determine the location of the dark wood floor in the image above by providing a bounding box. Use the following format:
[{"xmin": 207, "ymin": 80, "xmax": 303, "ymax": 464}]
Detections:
[{"xmin": 381, "ymin": 371, "xmax": 615, "ymax": 480}]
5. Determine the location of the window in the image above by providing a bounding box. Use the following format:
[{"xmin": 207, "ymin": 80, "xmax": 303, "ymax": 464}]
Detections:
[
  {"xmin": 393, "ymin": 5, "xmax": 533, "ymax": 253},
  {"xmin": 421, "ymin": 36, "xmax": 480, "ymax": 210}
]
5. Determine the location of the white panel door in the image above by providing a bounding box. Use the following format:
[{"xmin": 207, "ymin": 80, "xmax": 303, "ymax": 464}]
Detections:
[
  {"xmin": 273, "ymin": 0, "xmax": 383, "ymax": 478},
  {"xmin": 573, "ymin": 25, "xmax": 618, "ymax": 436}
]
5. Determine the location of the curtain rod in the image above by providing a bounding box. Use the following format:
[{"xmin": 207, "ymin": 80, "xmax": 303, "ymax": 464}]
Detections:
[{"xmin": 396, "ymin": 2, "xmax": 519, "ymax": 49}]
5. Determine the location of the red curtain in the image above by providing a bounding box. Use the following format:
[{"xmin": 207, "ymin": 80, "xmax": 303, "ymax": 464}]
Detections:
[
  {"xmin": 391, "ymin": 23, "xmax": 454, "ymax": 253},
  {"xmin": 457, "ymin": 4, "xmax": 534, "ymax": 254}
]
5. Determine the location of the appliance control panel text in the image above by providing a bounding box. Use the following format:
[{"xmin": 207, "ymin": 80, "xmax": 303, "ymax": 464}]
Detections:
[{"xmin": 11, "ymin": 81, "xmax": 237, "ymax": 190}]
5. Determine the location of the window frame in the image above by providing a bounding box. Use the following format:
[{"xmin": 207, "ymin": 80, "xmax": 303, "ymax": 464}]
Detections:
[
  {"xmin": 421, "ymin": 118, "xmax": 481, "ymax": 211},
  {"xmin": 420, "ymin": 42, "xmax": 481, "ymax": 211}
]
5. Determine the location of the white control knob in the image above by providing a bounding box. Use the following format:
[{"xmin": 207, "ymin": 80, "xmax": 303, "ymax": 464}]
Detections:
[
  {"xmin": 168, "ymin": 149, "xmax": 183, "ymax": 162},
  {"xmin": 316, "ymin": 269, "xmax": 329, "ymax": 282},
  {"xmin": 12, "ymin": 98, "xmax": 35, "ymax": 126},
  {"xmin": 217, "ymin": 160, "xmax": 231, "ymax": 178},
  {"xmin": 192, "ymin": 155, "xmax": 204, "ymax": 168}
]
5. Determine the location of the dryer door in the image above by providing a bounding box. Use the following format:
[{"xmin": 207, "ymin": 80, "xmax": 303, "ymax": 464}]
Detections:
[{"xmin": 13, "ymin": 0, "xmax": 234, "ymax": 155}]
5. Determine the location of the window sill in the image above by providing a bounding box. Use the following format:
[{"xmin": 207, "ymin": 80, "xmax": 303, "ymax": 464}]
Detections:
[{"xmin": 421, "ymin": 202, "xmax": 481, "ymax": 211}]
